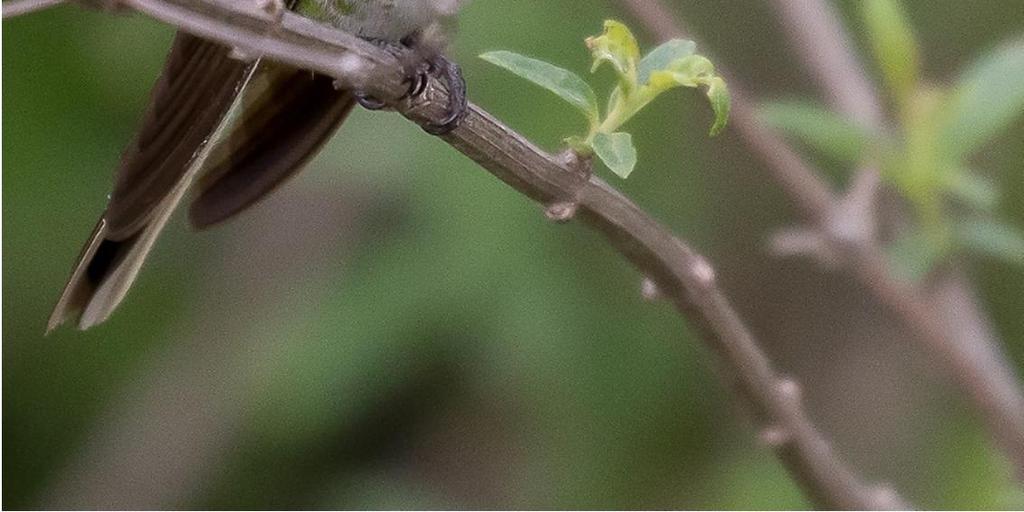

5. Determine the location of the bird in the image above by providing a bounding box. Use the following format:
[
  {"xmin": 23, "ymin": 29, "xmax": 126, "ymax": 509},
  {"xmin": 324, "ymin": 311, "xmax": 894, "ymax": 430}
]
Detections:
[{"xmin": 47, "ymin": 0, "xmax": 467, "ymax": 331}]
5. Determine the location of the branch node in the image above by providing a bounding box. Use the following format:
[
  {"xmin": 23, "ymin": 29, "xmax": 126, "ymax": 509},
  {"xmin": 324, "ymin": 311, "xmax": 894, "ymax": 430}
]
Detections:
[
  {"xmin": 256, "ymin": 0, "xmax": 286, "ymax": 23},
  {"xmin": 545, "ymin": 201, "xmax": 578, "ymax": 223},
  {"xmin": 690, "ymin": 256, "xmax": 716, "ymax": 289},
  {"xmin": 554, "ymin": 149, "xmax": 593, "ymax": 182},
  {"xmin": 641, "ymin": 277, "xmax": 663, "ymax": 302},
  {"xmin": 759, "ymin": 425, "xmax": 793, "ymax": 447},
  {"xmin": 826, "ymin": 167, "xmax": 880, "ymax": 247},
  {"xmin": 871, "ymin": 484, "xmax": 903, "ymax": 510},
  {"xmin": 777, "ymin": 377, "xmax": 803, "ymax": 404}
]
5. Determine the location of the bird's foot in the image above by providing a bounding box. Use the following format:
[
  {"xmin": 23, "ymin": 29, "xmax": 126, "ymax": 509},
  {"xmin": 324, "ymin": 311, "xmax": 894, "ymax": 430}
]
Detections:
[
  {"xmin": 418, "ymin": 54, "xmax": 467, "ymax": 135},
  {"xmin": 354, "ymin": 38, "xmax": 467, "ymax": 135}
]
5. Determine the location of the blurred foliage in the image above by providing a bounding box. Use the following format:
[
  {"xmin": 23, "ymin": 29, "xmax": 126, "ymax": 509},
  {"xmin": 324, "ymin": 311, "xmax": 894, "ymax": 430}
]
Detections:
[
  {"xmin": 3, "ymin": 0, "xmax": 1024, "ymax": 509},
  {"xmin": 761, "ymin": 0, "xmax": 1024, "ymax": 280}
]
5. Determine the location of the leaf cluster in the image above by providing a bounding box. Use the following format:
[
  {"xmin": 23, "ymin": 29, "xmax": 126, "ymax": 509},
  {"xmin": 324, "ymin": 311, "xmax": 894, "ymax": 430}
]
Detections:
[{"xmin": 481, "ymin": 20, "xmax": 729, "ymax": 178}]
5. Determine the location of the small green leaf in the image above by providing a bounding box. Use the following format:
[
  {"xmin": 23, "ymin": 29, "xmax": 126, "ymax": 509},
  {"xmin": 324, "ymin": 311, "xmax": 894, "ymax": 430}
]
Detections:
[
  {"xmin": 706, "ymin": 76, "xmax": 730, "ymax": 136},
  {"xmin": 941, "ymin": 39, "xmax": 1024, "ymax": 159},
  {"xmin": 945, "ymin": 171, "xmax": 999, "ymax": 212},
  {"xmin": 645, "ymin": 55, "xmax": 716, "ymax": 92},
  {"xmin": 617, "ymin": 52, "xmax": 728, "ymax": 136},
  {"xmin": 894, "ymin": 89, "xmax": 947, "ymax": 214},
  {"xmin": 586, "ymin": 20, "xmax": 641, "ymax": 85},
  {"xmin": 480, "ymin": 50, "xmax": 599, "ymax": 122},
  {"xmin": 592, "ymin": 132, "xmax": 638, "ymax": 178},
  {"xmin": 956, "ymin": 218, "xmax": 1024, "ymax": 266},
  {"xmin": 758, "ymin": 102, "xmax": 872, "ymax": 162},
  {"xmin": 861, "ymin": 0, "xmax": 920, "ymax": 103},
  {"xmin": 632, "ymin": 55, "xmax": 717, "ymax": 122},
  {"xmin": 638, "ymin": 39, "xmax": 697, "ymax": 85},
  {"xmin": 887, "ymin": 231, "xmax": 948, "ymax": 282}
]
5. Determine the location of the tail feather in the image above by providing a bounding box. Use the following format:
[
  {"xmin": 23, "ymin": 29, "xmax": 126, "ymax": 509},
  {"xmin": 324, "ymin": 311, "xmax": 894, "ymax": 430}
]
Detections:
[
  {"xmin": 47, "ymin": 219, "xmax": 111, "ymax": 333},
  {"xmin": 49, "ymin": 28, "xmax": 354, "ymax": 331},
  {"xmin": 48, "ymin": 157, "xmax": 198, "ymax": 331}
]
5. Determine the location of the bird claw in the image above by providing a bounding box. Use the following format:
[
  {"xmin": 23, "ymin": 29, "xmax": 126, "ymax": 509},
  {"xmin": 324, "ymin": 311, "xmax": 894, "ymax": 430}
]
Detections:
[
  {"xmin": 354, "ymin": 93, "xmax": 387, "ymax": 111},
  {"xmin": 354, "ymin": 38, "xmax": 467, "ymax": 135},
  {"xmin": 418, "ymin": 55, "xmax": 467, "ymax": 135}
]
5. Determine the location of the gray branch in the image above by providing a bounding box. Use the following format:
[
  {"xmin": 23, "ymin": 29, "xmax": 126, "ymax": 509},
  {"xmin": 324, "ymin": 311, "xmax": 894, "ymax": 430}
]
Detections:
[
  {"xmin": 11, "ymin": 0, "xmax": 909, "ymax": 509},
  {"xmin": 768, "ymin": 0, "xmax": 885, "ymax": 130}
]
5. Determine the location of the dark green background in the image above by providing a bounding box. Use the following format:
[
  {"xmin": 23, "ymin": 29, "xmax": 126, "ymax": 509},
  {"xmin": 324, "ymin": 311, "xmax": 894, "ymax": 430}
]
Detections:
[{"xmin": 4, "ymin": 0, "xmax": 1023, "ymax": 508}]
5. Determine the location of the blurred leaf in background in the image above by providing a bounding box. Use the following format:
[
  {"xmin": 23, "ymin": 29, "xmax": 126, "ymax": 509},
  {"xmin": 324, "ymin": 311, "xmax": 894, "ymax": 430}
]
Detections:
[{"xmin": 762, "ymin": 0, "xmax": 1024, "ymax": 284}]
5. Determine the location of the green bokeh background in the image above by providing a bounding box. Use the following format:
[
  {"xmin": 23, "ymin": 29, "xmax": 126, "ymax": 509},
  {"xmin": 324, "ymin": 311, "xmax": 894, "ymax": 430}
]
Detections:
[{"xmin": 4, "ymin": 0, "xmax": 1023, "ymax": 509}]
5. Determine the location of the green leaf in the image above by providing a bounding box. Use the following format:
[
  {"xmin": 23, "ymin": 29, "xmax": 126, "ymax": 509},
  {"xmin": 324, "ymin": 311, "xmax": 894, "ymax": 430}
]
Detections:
[
  {"xmin": 586, "ymin": 20, "xmax": 641, "ymax": 85},
  {"xmin": 645, "ymin": 55, "xmax": 716, "ymax": 93},
  {"xmin": 861, "ymin": 0, "xmax": 920, "ymax": 103},
  {"xmin": 941, "ymin": 39, "xmax": 1024, "ymax": 159},
  {"xmin": 758, "ymin": 102, "xmax": 872, "ymax": 162},
  {"xmin": 592, "ymin": 132, "xmax": 638, "ymax": 178},
  {"xmin": 706, "ymin": 76, "xmax": 731, "ymax": 136},
  {"xmin": 480, "ymin": 50, "xmax": 600, "ymax": 122},
  {"xmin": 895, "ymin": 88, "xmax": 947, "ymax": 214},
  {"xmin": 887, "ymin": 231, "xmax": 948, "ymax": 282},
  {"xmin": 945, "ymin": 171, "xmax": 999, "ymax": 212},
  {"xmin": 630, "ymin": 53, "xmax": 728, "ymax": 135},
  {"xmin": 638, "ymin": 39, "xmax": 697, "ymax": 85},
  {"xmin": 956, "ymin": 218, "xmax": 1024, "ymax": 266}
]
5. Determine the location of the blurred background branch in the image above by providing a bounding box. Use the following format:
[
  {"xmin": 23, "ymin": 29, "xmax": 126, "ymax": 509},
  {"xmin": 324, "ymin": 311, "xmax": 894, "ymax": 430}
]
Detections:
[{"xmin": 616, "ymin": 0, "xmax": 1024, "ymax": 479}]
